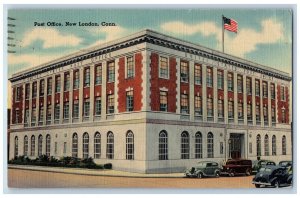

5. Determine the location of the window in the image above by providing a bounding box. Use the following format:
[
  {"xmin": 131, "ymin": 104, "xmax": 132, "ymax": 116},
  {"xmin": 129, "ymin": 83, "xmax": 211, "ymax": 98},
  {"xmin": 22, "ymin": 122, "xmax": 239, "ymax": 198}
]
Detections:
[
  {"xmin": 40, "ymin": 80, "xmax": 45, "ymax": 96},
  {"xmin": 39, "ymin": 106, "xmax": 44, "ymax": 122},
  {"xmin": 84, "ymin": 67, "xmax": 90, "ymax": 87},
  {"xmin": 263, "ymin": 106, "xmax": 268, "ymax": 123},
  {"xmin": 159, "ymin": 131, "xmax": 168, "ymax": 160},
  {"xmin": 46, "ymin": 105, "xmax": 51, "ymax": 122},
  {"xmin": 126, "ymin": 131, "xmax": 134, "ymax": 160},
  {"xmin": 47, "ymin": 78, "xmax": 52, "ymax": 95},
  {"xmin": 271, "ymin": 106, "xmax": 275, "ymax": 122},
  {"xmin": 73, "ymin": 70, "xmax": 79, "ymax": 89},
  {"xmin": 63, "ymin": 102, "xmax": 69, "ymax": 119},
  {"xmin": 160, "ymin": 91, "xmax": 168, "ymax": 111},
  {"xmin": 181, "ymin": 132, "xmax": 190, "ymax": 159},
  {"xmin": 31, "ymin": 135, "xmax": 35, "ymax": 156},
  {"xmin": 228, "ymin": 101, "xmax": 234, "ymax": 119},
  {"xmin": 180, "ymin": 94, "xmax": 189, "ymax": 114},
  {"xmin": 218, "ymin": 99, "xmax": 224, "ymax": 118},
  {"xmin": 38, "ymin": 135, "xmax": 43, "ymax": 156},
  {"xmin": 126, "ymin": 90, "xmax": 134, "ymax": 112},
  {"xmin": 63, "ymin": 142, "xmax": 67, "ymax": 155},
  {"xmin": 94, "ymin": 132, "xmax": 101, "ymax": 159},
  {"xmin": 72, "ymin": 133, "xmax": 78, "ymax": 157},
  {"xmin": 207, "ymin": 132, "xmax": 214, "ymax": 158},
  {"xmin": 207, "ymin": 97, "xmax": 213, "ymax": 117},
  {"xmin": 249, "ymin": 143, "xmax": 252, "ymax": 154},
  {"xmin": 25, "ymin": 84, "xmax": 30, "ymax": 99},
  {"xmin": 14, "ymin": 136, "xmax": 18, "ymax": 157},
  {"xmin": 82, "ymin": 132, "xmax": 89, "ymax": 159},
  {"xmin": 15, "ymin": 87, "xmax": 21, "ymax": 101},
  {"xmin": 127, "ymin": 56, "xmax": 135, "ymax": 78},
  {"xmin": 107, "ymin": 94, "xmax": 114, "ymax": 114},
  {"xmin": 255, "ymin": 80, "xmax": 260, "ymax": 96},
  {"xmin": 256, "ymin": 104, "xmax": 260, "ymax": 121},
  {"xmin": 264, "ymin": 135, "xmax": 269, "ymax": 156},
  {"xmin": 246, "ymin": 77, "xmax": 252, "ymax": 95},
  {"xmin": 280, "ymin": 86, "xmax": 286, "ymax": 101},
  {"xmin": 195, "ymin": 64, "xmax": 202, "ymax": 85},
  {"xmin": 195, "ymin": 96, "xmax": 202, "ymax": 116},
  {"xmin": 272, "ymin": 135, "xmax": 276, "ymax": 156},
  {"xmin": 217, "ymin": 70, "xmax": 224, "ymax": 89},
  {"xmin": 15, "ymin": 109, "xmax": 20, "ymax": 124},
  {"xmin": 263, "ymin": 82, "xmax": 268, "ymax": 98},
  {"xmin": 107, "ymin": 61, "xmax": 115, "ymax": 82},
  {"xmin": 54, "ymin": 142, "xmax": 57, "ymax": 154},
  {"xmin": 207, "ymin": 67, "xmax": 213, "ymax": 87},
  {"xmin": 180, "ymin": 61, "xmax": 189, "ymax": 82},
  {"xmin": 237, "ymin": 75, "xmax": 243, "ymax": 93},
  {"xmin": 256, "ymin": 134, "xmax": 261, "ymax": 157},
  {"xmin": 95, "ymin": 97, "xmax": 101, "ymax": 116},
  {"xmin": 159, "ymin": 56, "xmax": 169, "ymax": 79},
  {"xmin": 83, "ymin": 99, "xmax": 90, "ymax": 117},
  {"xmin": 55, "ymin": 75, "xmax": 61, "ymax": 93},
  {"xmin": 195, "ymin": 132, "xmax": 203, "ymax": 159},
  {"xmin": 228, "ymin": 73, "xmax": 233, "ymax": 91},
  {"xmin": 31, "ymin": 107, "xmax": 36, "ymax": 125},
  {"xmin": 64, "ymin": 73, "xmax": 70, "ymax": 91},
  {"xmin": 106, "ymin": 132, "xmax": 114, "ymax": 159},
  {"xmin": 25, "ymin": 109, "xmax": 29, "ymax": 124},
  {"xmin": 238, "ymin": 102, "xmax": 243, "ymax": 119},
  {"xmin": 282, "ymin": 135, "xmax": 286, "ymax": 155},
  {"xmin": 32, "ymin": 82, "xmax": 37, "ymax": 98},
  {"xmin": 271, "ymin": 84, "xmax": 275, "ymax": 99},
  {"xmin": 95, "ymin": 64, "xmax": 102, "ymax": 85},
  {"xmin": 247, "ymin": 103, "xmax": 252, "ymax": 121},
  {"xmin": 281, "ymin": 109, "xmax": 286, "ymax": 123},
  {"xmin": 54, "ymin": 103, "xmax": 60, "ymax": 120},
  {"xmin": 24, "ymin": 136, "xmax": 28, "ymax": 156},
  {"xmin": 220, "ymin": 142, "xmax": 224, "ymax": 154},
  {"xmin": 46, "ymin": 134, "xmax": 51, "ymax": 157},
  {"xmin": 73, "ymin": 100, "xmax": 79, "ymax": 118}
]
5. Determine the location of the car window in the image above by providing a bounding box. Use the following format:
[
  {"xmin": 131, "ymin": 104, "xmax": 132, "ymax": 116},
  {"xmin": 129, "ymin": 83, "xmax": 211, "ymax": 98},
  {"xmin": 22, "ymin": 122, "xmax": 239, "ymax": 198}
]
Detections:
[
  {"xmin": 212, "ymin": 163, "xmax": 218, "ymax": 167},
  {"xmin": 261, "ymin": 161, "xmax": 266, "ymax": 166},
  {"xmin": 207, "ymin": 163, "xmax": 212, "ymax": 167}
]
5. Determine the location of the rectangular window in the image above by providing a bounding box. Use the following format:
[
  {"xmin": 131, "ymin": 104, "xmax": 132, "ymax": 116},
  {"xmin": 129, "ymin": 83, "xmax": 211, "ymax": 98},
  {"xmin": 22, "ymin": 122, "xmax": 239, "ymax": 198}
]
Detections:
[
  {"xmin": 15, "ymin": 87, "xmax": 21, "ymax": 101},
  {"xmin": 55, "ymin": 75, "xmax": 61, "ymax": 93},
  {"xmin": 63, "ymin": 102, "xmax": 69, "ymax": 119},
  {"xmin": 218, "ymin": 99, "xmax": 224, "ymax": 118},
  {"xmin": 180, "ymin": 94, "xmax": 189, "ymax": 114},
  {"xmin": 195, "ymin": 64, "xmax": 202, "ymax": 85},
  {"xmin": 107, "ymin": 61, "xmax": 115, "ymax": 82},
  {"xmin": 15, "ymin": 109, "xmax": 20, "ymax": 123},
  {"xmin": 249, "ymin": 143, "xmax": 252, "ymax": 154},
  {"xmin": 217, "ymin": 70, "xmax": 224, "ymax": 89},
  {"xmin": 95, "ymin": 64, "xmax": 102, "ymax": 85},
  {"xmin": 271, "ymin": 106, "xmax": 275, "ymax": 122},
  {"xmin": 31, "ymin": 107, "xmax": 36, "ymax": 125},
  {"xmin": 228, "ymin": 73, "xmax": 233, "ymax": 91},
  {"xmin": 159, "ymin": 56, "xmax": 169, "ymax": 79},
  {"xmin": 160, "ymin": 91, "xmax": 168, "ymax": 111},
  {"xmin": 95, "ymin": 97, "xmax": 101, "ymax": 116},
  {"xmin": 55, "ymin": 142, "xmax": 57, "ymax": 154},
  {"xmin": 263, "ymin": 82, "xmax": 268, "ymax": 98},
  {"xmin": 47, "ymin": 78, "xmax": 52, "ymax": 95},
  {"xmin": 180, "ymin": 61, "xmax": 189, "ymax": 82},
  {"xmin": 40, "ymin": 80, "xmax": 45, "ymax": 96},
  {"xmin": 220, "ymin": 142, "xmax": 224, "ymax": 154},
  {"xmin": 256, "ymin": 104, "xmax": 260, "ymax": 121},
  {"xmin": 63, "ymin": 142, "xmax": 67, "ymax": 155},
  {"xmin": 107, "ymin": 94, "xmax": 114, "ymax": 114},
  {"xmin": 207, "ymin": 67, "xmax": 213, "ymax": 87},
  {"xmin": 247, "ymin": 103, "xmax": 252, "ymax": 121},
  {"xmin": 255, "ymin": 80, "xmax": 260, "ymax": 96},
  {"xmin": 46, "ymin": 105, "xmax": 51, "ymax": 121},
  {"xmin": 83, "ymin": 99, "xmax": 90, "ymax": 117},
  {"xmin": 32, "ymin": 82, "xmax": 37, "ymax": 98},
  {"xmin": 263, "ymin": 106, "xmax": 268, "ymax": 123},
  {"xmin": 271, "ymin": 84, "xmax": 275, "ymax": 99},
  {"xmin": 207, "ymin": 97, "xmax": 213, "ymax": 117},
  {"xmin": 25, "ymin": 84, "xmax": 30, "ymax": 99},
  {"xmin": 238, "ymin": 102, "xmax": 243, "ymax": 119},
  {"xmin": 126, "ymin": 90, "xmax": 134, "ymax": 112},
  {"xmin": 39, "ymin": 106, "xmax": 44, "ymax": 122},
  {"xmin": 228, "ymin": 101, "xmax": 234, "ymax": 119},
  {"xmin": 64, "ymin": 73, "xmax": 70, "ymax": 91},
  {"xmin": 24, "ymin": 109, "xmax": 29, "ymax": 124},
  {"xmin": 127, "ymin": 56, "xmax": 135, "ymax": 78},
  {"xmin": 73, "ymin": 70, "xmax": 79, "ymax": 89},
  {"xmin": 73, "ymin": 100, "xmax": 79, "ymax": 118},
  {"xmin": 54, "ymin": 103, "xmax": 60, "ymax": 120},
  {"xmin": 237, "ymin": 75, "xmax": 243, "ymax": 93},
  {"xmin": 280, "ymin": 86, "xmax": 286, "ymax": 101},
  {"xmin": 246, "ymin": 77, "xmax": 252, "ymax": 95},
  {"xmin": 281, "ymin": 109, "xmax": 286, "ymax": 123},
  {"xmin": 195, "ymin": 96, "xmax": 202, "ymax": 116},
  {"xmin": 84, "ymin": 67, "xmax": 90, "ymax": 87}
]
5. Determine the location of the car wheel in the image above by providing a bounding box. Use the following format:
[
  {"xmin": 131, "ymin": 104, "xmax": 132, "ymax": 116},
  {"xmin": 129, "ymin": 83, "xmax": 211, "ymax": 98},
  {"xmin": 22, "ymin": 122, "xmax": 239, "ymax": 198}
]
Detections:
[
  {"xmin": 215, "ymin": 171, "xmax": 220, "ymax": 178},
  {"xmin": 197, "ymin": 172, "xmax": 203, "ymax": 179},
  {"xmin": 229, "ymin": 169, "xmax": 235, "ymax": 177},
  {"xmin": 255, "ymin": 184, "xmax": 260, "ymax": 188},
  {"xmin": 245, "ymin": 168, "xmax": 251, "ymax": 176},
  {"xmin": 274, "ymin": 180, "xmax": 280, "ymax": 188}
]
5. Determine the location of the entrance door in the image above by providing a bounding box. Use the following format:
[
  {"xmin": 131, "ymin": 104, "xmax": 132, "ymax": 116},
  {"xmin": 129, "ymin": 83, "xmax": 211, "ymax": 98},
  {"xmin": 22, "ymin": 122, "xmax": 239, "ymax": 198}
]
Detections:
[{"xmin": 229, "ymin": 134, "xmax": 243, "ymax": 159}]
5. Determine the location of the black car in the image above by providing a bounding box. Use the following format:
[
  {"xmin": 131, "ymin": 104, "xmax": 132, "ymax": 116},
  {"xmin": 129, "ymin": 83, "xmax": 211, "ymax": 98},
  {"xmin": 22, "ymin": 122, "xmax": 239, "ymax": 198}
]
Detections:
[
  {"xmin": 252, "ymin": 166, "xmax": 292, "ymax": 188},
  {"xmin": 252, "ymin": 160, "xmax": 276, "ymax": 174},
  {"xmin": 278, "ymin": 161, "xmax": 292, "ymax": 168}
]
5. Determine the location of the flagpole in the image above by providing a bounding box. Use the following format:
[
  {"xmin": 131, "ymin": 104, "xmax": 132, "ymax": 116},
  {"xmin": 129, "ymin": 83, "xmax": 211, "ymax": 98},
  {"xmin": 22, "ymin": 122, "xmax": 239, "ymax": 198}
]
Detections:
[{"xmin": 222, "ymin": 15, "xmax": 224, "ymax": 53}]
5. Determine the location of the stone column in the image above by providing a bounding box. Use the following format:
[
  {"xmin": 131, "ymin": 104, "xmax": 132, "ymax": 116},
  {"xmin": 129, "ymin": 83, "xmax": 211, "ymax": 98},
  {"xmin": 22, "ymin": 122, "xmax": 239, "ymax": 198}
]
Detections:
[
  {"xmin": 69, "ymin": 70, "xmax": 74, "ymax": 123},
  {"xmin": 233, "ymin": 72, "xmax": 238, "ymax": 124},
  {"xmin": 36, "ymin": 80, "xmax": 40, "ymax": 125},
  {"xmin": 51, "ymin": 74, "xmax": 55, "ymax": 124},
  {"xmin": 189, "ymin": 60, "xmax": 195, "ymax": 121},
  {"xmin": 223, "ymin": 70, "xmax": 228, "ymax": 124},
  {"xmin": 60, "ymin": 73, "xmax": 64, "ymax": 124},
  {"xmin": 175, "ymin": 58, "xmax": 181, "ymax": 115},
  {"xmin": 260, "ymin": 79, "xmax": 263, "ymax": 126},
  {"xmin": 114, "ymin": 59, "xmax": 119, "ymax": 114},
  {"xmin": 274, "ymin": 82, "xmax": 278, "ymax": 123},
  {"xmin": 79, "ymin": 68, "xmax": 84, "ymax": 122},
  {"xmin": 141, "ymin": 50, "xmax": 150, "ymax": 111},
  {"xmin": 28, "ymin": 82, "xmax": 33, "ymax": 127},
  {"xmin": 22, "ymin": 84, "xmax": 26, "ymax": 125},
  {"xmin": 213, "ymin": 67, "xmax": 218, "ymax": 123},
  {"xmin": 101, "ymin": 62, "xmax": 107, "ymax": 120},
  {"xmin": 202, "ymin": 64, "xmax": 207, "ymax": 122},
  {"xmin": 243, "ymin": 75, "xmax": 247, "ymax": 125},
  {"xmin": 43, "ymin": 78, "xmax": 47, "ymax": 125},
  {"xmin": 251, "ymin": 77, "xmax": 256, "ymax": 125},
  {"xmin": 90, "ymin": 65, "xmax": 95, "ymax": 121},
  {"xmin": 268, "ymin": 81, "xmax": 272, "ymax": 127}
]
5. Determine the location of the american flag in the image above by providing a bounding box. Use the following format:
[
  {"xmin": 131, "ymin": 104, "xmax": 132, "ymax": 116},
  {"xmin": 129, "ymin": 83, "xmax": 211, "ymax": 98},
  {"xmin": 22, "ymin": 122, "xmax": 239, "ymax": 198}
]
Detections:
[{"xmin": 223, "ymin": 16, "xmax": 238, "ymax": 33}]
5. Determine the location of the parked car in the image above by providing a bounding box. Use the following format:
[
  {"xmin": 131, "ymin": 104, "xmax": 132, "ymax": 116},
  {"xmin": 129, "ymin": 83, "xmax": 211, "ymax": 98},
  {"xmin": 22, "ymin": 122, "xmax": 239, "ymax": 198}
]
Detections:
[
  {"xmin": 278, "ymin": 161, "xmax": 292, "ymax": 168},
  {"xmin": 252, "ymin": 160, "xmax": 276, "ymax": 174},
  {"xmin": 185, "ymin": 161, "xmax": 221, "ymax": 178},
  {"xmin": 252, "ymin": 166, "xmax": 292, "ymax": 188},
  {"xmin": 221, "ymin": 159, "xmax": 252, "ymax": 176}
]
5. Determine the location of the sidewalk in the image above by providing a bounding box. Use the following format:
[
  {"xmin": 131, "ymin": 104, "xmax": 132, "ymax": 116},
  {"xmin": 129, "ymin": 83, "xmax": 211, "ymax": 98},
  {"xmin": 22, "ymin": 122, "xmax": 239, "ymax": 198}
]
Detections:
[{"xmin": 8, "ymin": 164, "xmax": 184, "ymax": 178}]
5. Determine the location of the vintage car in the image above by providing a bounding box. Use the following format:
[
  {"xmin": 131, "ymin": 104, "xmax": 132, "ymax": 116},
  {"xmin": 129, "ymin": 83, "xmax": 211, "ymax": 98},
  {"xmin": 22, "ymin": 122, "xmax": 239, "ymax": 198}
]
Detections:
[
  {"xmin": 252, "ymin": 160, "xmax": 276, "ymax": 174},
  {"xmin": 185, "ymin": 161, "xmax": 221, "ymax": 178},
  {"xmin": 278, "ymin": 161, "xmax": 292, "ymax": 168},
  {"xmin": 221, "ymin": 159, "xmax": 252, "ymax": 176},
  {"xmin": 252, "ymin": 166, "xmax": 292, "ymax": 188}
]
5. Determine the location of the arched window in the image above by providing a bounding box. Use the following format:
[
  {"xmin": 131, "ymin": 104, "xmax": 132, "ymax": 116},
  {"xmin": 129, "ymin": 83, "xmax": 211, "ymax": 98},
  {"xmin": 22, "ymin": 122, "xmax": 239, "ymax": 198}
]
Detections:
[
  {"xmin": 31, "ymin": 135, "xmax": 35, "ymax": 156},
  {"xmin": 264, "ymin": 135, "xmax": 269, "ymax": 156},
  {"xmin": 126, "ymin": 131, "xmax": 134, "ymax": 160},
  {"xmin": 46, "ymin": 134, "xmax": 51, "ymax": 157},
  {"xmin": 14, "ymin": 136, "xmax": 18, "ymax": 157},
  {"xmin": 94, "ymin": 132, "xmax": 101, "ymax": 159},
  {"xmin": 72, "ymin": 133, "xmax": 78, "ymax": 158},
  {"xmin": 82, "ymin": 132, "xmax": 89, "ymax": 159},
  {"xmin": 106, "ymin": 132, "xmax": 114, "ymax": 159},
  {"xmin": 181, "ymin": 131, "xmax": 190, "ymax": 159},
  {"xmin": 282, "ymin": 135, "xmax": 286, "ymax": 155},
  {"xmin": 159, "ymin": 130, "xmax": 168, "ymax": 160},
  {"xmin": 207, "ymin": 132, "xmax": 214, "ymax": 158},
  {"xmin": 38, "ymin": 135, "xmax": 43, "ymax": 156},
  {"xmin": 24, "ymin": 136, "xmax": 28, "ymax": 156},
  {"xmin": 272, "ymin": 135, "xmax": 276, "ymax": 156},
  {"xmin": 256, "ymin": 134, "xmax": 261, "ymax": 157},
  {"xmin": 195, "ymin": 132, "xmax": 203, "ymax": 159}
]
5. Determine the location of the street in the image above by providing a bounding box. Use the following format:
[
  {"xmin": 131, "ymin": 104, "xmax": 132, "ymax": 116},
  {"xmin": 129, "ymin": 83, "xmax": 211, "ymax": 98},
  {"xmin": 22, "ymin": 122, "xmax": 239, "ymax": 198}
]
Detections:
[{"xmin": 8, "ymin": 169, "xmax": 255, "ymax": 188}]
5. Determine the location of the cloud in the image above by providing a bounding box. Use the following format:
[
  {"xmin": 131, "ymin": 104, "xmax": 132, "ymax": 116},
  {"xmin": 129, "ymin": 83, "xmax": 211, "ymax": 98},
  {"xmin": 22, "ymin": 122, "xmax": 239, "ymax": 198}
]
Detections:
[
  {"xmin": 22, "ymin": 28, "xmax": 82, "ymax": 48},
  {"xmin": 160, "ymin": 19, "xmax": 285, "ymax": 58}
]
